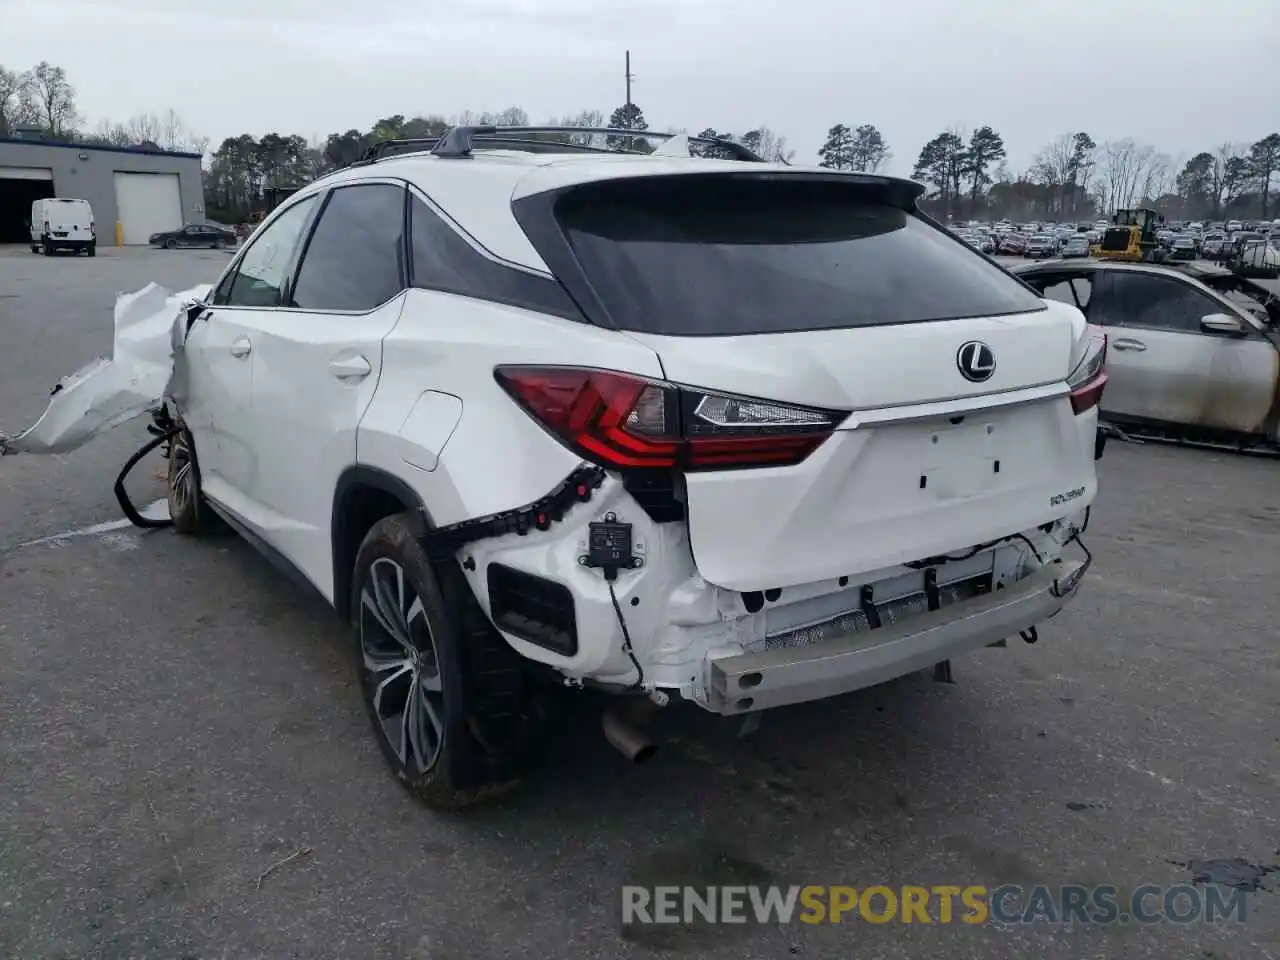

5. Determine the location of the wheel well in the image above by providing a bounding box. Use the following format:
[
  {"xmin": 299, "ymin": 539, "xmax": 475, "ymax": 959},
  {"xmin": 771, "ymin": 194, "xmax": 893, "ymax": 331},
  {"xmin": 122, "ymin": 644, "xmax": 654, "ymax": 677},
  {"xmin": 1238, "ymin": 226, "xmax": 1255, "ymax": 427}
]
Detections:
[{"xmin": 331, "ymin": 468, "xmax": 433, "ymax": 621}]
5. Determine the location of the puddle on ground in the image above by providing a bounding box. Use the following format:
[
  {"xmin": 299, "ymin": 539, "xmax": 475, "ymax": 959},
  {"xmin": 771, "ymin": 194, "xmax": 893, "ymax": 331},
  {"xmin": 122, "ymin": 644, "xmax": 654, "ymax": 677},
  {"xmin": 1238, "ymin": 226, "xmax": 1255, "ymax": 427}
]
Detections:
[
  {"xmin": 1169, "ymin": 857, "xmax": 1279, "ymax": 892},
  {"xmin": 620, "ymin": 838, "xmax": 778, "ymax": 951}
]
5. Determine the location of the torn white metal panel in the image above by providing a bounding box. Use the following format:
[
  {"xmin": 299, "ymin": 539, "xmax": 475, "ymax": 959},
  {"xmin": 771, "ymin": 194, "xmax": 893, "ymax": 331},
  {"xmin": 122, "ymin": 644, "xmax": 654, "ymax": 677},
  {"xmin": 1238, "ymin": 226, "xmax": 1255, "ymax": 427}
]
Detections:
[{"xmin": 0, "ymin": 282, "xmax": 211, "ymax": 456}]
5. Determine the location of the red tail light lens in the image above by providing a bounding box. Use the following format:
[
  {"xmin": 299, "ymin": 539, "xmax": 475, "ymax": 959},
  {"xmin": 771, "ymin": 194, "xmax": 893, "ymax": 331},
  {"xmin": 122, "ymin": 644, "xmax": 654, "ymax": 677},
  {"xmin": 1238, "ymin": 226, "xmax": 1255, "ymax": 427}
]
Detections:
[
  {"xmin": 1067, "ymin": 331, "xmax": 1107, "ymax": 414},
  {"xmin": 494, "ymin": 366, "xmax": 843, "ymax": 471}
]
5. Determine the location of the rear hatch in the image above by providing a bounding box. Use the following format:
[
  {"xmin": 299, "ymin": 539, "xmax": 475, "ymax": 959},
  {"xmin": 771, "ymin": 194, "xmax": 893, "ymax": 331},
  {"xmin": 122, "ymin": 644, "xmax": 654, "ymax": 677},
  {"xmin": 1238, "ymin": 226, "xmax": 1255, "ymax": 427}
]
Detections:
[
  {"xmin": 49, "ymin": 199, "xmax": 92, "ymax": 239},
  {"xmin": 513, "ymin": 170, "xmax": 1098, "ymax": 590}
]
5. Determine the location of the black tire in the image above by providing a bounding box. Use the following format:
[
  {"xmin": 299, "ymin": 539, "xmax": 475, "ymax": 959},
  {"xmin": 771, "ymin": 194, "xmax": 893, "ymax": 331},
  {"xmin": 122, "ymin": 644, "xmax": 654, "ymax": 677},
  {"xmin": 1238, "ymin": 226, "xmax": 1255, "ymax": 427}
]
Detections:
[
  {"xmin": 30, "ymin": 244, "xmax": 38, "ymax": 254},
  {"xmin": 350, "ymin": 514, "xmax": 545, "ymax": 809},
  {"xmin": 212, "ymin": 239, "xmax": 222, "ymax": 250},
  {"xmin": 165, "ymin": 238, "xmax": 176, "ymax": 250},
  {"xmin": 87, "ymin": 243, "xmax": 96, "ymax": 257},
  {"xmin": 166, "ymin": 429, "xmax": 224, "ymax": 534},
  {"xmin": 42, "ymin": 243, "xmax": 53, "ymax": 256}
]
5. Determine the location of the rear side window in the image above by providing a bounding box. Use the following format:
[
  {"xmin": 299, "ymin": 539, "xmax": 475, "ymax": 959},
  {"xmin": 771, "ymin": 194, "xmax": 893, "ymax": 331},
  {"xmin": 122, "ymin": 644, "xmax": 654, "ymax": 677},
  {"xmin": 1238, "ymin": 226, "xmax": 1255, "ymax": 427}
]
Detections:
[
  {"xmin": 551, "ymin": 178, "xmax": 1045, "ymax": 335},
  {"xmin": 290, "ymin": 183, "xmax": 406, "ymax": 311},
  {"xmin": 409, "ymin": 195, "xmax": 583, "ymax": 321}
]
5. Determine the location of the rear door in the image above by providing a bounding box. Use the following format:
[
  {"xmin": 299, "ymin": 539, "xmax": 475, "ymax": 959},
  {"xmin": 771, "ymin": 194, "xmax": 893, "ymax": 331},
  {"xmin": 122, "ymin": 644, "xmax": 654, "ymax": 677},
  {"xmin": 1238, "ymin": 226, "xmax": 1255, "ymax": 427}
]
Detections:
[
  {"xmin": 520, "ymin": 173, "xmax": 1098, "ymax": 589},
  {"xmin": 1088, "ymin": 270, "xmax": 1276, "ymax": 432},
  {"xmin": 238, "ymin": 181, "xmax": 408, "ymax": 592}
]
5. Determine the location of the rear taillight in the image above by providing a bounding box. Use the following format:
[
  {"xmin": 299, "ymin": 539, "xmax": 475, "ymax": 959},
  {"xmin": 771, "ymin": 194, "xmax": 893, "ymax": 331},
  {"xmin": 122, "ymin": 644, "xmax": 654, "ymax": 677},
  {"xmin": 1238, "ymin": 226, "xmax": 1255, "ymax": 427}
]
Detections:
[
  {"xmin": 89, "ymin": 221, "xmax": 95, "ymax": 236},
  {"xmin": 494, "ymin": 366, "xmax": 843, "ymax": 471},
  {"xmin": 1067, "ymin": 330, "xmax": 1107, "ymax": 414}
]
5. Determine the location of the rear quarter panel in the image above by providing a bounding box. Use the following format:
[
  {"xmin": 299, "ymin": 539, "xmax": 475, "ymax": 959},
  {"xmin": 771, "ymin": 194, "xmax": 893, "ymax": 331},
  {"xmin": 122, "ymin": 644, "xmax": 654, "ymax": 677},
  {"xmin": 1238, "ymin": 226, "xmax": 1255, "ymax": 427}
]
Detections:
[{"xmin": 357, "ymin": 290, "xmax": 665, "ymax": 525}]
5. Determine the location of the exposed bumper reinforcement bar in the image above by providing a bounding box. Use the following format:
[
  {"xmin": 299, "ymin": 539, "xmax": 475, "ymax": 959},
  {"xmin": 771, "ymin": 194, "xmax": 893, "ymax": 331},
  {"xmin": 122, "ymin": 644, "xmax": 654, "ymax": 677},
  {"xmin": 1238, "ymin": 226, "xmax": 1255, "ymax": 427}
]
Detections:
[{"xmin": 707, "ymin": 559, "xmax": 1085, "ymax": 715}]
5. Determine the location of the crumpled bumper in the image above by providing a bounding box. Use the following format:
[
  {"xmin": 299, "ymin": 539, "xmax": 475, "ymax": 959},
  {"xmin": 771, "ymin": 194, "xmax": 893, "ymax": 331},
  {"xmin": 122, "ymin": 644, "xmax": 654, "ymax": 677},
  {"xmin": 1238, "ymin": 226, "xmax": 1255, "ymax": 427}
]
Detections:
[
  {"xmin": 705, "ymin": 559, "xmax": 1086, "ymax": 714},
  {"xmin": 0, "ymin": 282, "xmax": 210, "ymax": 456}
]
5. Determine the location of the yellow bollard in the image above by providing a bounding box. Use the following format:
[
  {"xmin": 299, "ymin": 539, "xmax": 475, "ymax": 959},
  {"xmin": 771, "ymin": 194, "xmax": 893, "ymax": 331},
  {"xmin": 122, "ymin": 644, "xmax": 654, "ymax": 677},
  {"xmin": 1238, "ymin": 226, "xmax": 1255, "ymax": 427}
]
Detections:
[{"xmin": 115, "ymin": 222, "xmax": 123, "ymax": 247}]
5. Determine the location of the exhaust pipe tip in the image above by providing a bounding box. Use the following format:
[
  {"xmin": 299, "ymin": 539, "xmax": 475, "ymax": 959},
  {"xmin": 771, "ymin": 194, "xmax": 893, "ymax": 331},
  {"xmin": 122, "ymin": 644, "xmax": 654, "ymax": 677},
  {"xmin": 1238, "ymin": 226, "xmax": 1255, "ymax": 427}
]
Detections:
[{"xmin": 602, "ymin": 706, "xmax": 657, "ymax": 763}]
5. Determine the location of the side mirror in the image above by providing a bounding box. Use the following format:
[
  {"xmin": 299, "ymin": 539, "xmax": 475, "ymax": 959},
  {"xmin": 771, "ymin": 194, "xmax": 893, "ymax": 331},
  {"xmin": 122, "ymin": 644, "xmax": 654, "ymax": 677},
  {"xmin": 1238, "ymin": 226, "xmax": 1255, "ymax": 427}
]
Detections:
[{"xmin": 1200, "ymin": 313, "xmax": 1245, "ymax": 336}]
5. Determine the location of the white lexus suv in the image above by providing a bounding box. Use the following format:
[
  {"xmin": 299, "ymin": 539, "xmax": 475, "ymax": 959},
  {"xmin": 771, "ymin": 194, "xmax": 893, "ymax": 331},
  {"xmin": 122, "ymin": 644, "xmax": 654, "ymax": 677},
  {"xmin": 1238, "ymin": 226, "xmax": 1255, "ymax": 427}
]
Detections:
[{"xmin": 166, "ymin": 126, "xmax": 1106, "ymax": 808}]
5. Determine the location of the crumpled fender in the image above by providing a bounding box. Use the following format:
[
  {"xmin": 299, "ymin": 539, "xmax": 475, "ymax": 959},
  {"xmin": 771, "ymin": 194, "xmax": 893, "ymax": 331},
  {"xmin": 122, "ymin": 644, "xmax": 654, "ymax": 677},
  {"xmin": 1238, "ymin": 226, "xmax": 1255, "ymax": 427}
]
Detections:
[{"xmin": 0, "ymin": 282, "xmax": 211, "ymax": 456}]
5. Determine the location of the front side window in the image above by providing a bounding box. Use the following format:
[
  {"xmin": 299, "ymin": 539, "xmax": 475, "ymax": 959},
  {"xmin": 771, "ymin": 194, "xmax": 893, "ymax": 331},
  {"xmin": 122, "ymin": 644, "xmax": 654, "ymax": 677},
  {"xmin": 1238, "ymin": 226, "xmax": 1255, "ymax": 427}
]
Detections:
[
  {"xmin": 217, "ymin": 195, "xmax": 318, "ymax": 307},
  {"xmin": 1035, "ymin": 275, "xmax": 1092, "ymax": 311},
  {"xmin": 1091, "ymin": 272, "xmax": 1223, "ymax": 333},
  {"xmin": 290, "ymin": 184, "xmax": 406, "ymax": 311}
]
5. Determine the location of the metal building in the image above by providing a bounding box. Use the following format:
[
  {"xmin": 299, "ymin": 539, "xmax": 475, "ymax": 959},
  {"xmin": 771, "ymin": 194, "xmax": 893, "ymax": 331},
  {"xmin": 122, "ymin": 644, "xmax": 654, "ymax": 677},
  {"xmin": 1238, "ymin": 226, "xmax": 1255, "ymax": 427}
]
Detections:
[{"xmin": 0, "ymin": 134, "xmax": 205, "ymax": 245}]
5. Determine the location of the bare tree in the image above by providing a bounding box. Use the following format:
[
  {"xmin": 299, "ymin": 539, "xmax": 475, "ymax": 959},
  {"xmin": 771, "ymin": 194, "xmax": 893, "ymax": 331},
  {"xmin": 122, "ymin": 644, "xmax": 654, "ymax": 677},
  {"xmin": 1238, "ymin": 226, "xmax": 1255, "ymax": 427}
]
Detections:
[
  {"xmin": 1100, "ymin": 138, "xmax": 1147, "ymax": 211},
  {"xmin": 1032, "ymin": 133, "xmax": 1074, "ymax": 190},
  {"xmin": 29, "ymin": 61, "xmax": 78, "ymax": 137},
  {"xmin": 550, "ymin": 109, "xmax": 605, "ymax": 146},
  {"xmin": 0, "ymin": 66, "xmax": 35, "ymax": 137},
  {"xmin": 1138, "ymin": 149, "xmax": 1173, "ymax": 204},
  {"xmin": 160, "ymin": 108, "xmax": 185, "ymax": 151},
  {"xmin": 1208, "ymin": 140, "xmax": 1249, "ymax": 216},
  {"xmin": 740, "ymin": 125, "xmax": 795, "ymax": 163},
  {"xmin": 125, "ymin": 112, "xmax": 162, "ymax": 145},
  {"xmin": 91, "ymin": 118, "xmax": 132, "ymax": 147}
]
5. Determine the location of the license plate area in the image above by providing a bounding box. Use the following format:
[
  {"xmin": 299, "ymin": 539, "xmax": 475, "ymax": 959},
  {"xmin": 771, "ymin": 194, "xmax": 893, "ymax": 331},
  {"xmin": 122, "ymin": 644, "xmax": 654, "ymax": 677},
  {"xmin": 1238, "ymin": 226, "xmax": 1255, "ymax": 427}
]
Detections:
[{"xmin": 921, "ymin": 420, "xmax": 1001, "ymax": 498}]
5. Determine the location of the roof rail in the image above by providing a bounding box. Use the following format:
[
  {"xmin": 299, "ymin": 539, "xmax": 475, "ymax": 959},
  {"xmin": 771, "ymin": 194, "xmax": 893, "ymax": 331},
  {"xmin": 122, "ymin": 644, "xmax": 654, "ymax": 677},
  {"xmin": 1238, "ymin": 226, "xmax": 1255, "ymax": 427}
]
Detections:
[
  {"xmin": 357, "ymin": 137, "xmax": 445, "ymax": 163},
  {"xmin": 349, "ymin": 126, "xmax": 762, "ymax": 163}
]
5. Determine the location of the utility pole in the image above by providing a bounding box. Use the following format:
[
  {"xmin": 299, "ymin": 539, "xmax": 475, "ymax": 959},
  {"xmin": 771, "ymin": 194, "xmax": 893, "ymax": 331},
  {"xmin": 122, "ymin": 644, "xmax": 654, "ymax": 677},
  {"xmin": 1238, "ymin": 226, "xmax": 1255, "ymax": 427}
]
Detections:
[{"xmin": 624, "ymin": 50, "xmax": 634, "ymax": 122}]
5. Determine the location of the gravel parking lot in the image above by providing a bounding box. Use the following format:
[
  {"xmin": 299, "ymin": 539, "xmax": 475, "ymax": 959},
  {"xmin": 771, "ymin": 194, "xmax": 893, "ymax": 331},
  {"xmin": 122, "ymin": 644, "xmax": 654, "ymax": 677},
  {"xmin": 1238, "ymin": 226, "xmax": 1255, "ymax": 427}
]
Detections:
[{"xmin": 1, "ymin": 246, "xmax": 1277, "ymax": 959}]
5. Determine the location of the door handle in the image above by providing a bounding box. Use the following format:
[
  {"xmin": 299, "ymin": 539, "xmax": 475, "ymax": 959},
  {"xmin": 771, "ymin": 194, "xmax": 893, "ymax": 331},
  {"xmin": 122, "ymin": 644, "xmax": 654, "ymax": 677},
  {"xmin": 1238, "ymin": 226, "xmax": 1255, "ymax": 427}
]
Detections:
[
  {"xmin": 1111, "ymin": 338, "xmax": 1147, "ymax": 352},
  {"xmin": 229, "ymin": 337, "xmax": 252, "ymax": 358},
  {"xmin": 329, "ymin": 354, "xmax": 372, "ymax": 380}
]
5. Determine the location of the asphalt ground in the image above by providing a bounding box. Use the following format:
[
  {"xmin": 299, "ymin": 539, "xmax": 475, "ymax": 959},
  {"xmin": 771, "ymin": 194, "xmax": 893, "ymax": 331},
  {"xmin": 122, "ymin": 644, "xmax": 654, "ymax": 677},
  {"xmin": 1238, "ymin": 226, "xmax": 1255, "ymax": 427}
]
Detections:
[{"xmin": 0, "ymin": 246, "xmax": 1277, "ymax": 959}]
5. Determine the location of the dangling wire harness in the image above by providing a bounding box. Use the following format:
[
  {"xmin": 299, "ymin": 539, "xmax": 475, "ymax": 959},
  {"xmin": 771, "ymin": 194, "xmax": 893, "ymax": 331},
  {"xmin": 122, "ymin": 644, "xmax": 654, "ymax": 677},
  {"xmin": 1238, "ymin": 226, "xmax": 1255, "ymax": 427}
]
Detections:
[{"xmin": 113, "ymin": 406, "xmax": 180, "ymax": 529}]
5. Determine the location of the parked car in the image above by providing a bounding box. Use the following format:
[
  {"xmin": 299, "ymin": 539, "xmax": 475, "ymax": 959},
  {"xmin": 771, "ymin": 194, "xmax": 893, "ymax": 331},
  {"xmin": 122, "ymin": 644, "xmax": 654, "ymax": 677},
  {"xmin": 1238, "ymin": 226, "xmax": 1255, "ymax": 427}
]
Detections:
[
  {"xmin": 998, "ymin": 234, "xmax": 1029, "ymax": 255},
  {"xmin": 1026, "ymin": 234, "xmax": 1060, "ymax": 258},
  {"xmin": 1201, "ymin": 234, "xmax": 1227, "ymax": 258},
  {"xmin": 150, "ymin": 223, "xmax": 238, "ymax": 249},
  {"xmin": 1168, "ymin": 236, "xmax": 1198, "ymax": 261},
  {"xmin": 1061, "ymin": 236, "xmax": 1091, "ymax": 259},
  {"xmin": 1014, "ymin": 259, "xmax": 1280, "ymax": 450},
  {"xmin": 29, "ymin": 197, "xmax": 95, "ymax": 256},
  {"xmin": 1235, "ymin": 239, "xmax": 1280, "ymax": 279},
  {"xmin": 160, "ymin": 127, "xmax": 1102, "ymax": 807}
]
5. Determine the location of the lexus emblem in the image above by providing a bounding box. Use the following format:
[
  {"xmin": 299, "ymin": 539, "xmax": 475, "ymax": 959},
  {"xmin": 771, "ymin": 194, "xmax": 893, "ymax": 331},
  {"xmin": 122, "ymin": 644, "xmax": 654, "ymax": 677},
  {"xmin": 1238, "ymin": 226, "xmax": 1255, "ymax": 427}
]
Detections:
[{"xmin": 956, "ymin": 341, "xmax": 996, "ymax": 382}]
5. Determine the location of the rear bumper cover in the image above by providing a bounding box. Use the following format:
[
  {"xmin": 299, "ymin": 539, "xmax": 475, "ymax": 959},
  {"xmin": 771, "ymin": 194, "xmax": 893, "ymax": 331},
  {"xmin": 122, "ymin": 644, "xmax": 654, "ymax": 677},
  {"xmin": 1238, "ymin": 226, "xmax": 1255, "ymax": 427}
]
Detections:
[{"xmin": 705, "ymin": 558, "xmax": 1085, "ymax": 714}]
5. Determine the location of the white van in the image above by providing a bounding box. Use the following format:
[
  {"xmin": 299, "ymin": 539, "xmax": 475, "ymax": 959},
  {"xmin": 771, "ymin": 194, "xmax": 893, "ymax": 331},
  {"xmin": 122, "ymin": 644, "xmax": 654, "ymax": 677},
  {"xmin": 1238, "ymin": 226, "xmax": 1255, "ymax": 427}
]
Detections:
[{"xmin": 30, "ymin": 197, "xmax": 96, "ymax": 256}]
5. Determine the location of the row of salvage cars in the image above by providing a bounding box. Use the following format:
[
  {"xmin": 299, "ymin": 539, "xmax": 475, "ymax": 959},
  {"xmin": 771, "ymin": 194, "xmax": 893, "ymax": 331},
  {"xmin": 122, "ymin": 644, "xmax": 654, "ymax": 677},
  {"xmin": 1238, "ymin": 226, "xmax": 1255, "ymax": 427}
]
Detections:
[{"xmin": 1013, "ymin": 259, "xmax": 1280, "ymax": 452}]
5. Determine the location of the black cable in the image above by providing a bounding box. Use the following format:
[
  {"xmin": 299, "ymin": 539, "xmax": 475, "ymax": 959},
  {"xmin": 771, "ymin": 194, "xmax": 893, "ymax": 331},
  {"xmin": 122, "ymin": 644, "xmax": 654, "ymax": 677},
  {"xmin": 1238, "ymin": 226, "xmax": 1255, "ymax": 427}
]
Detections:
[
  {"xmin": 1009, "ymin": 532, "xmax": 1044, "ymax": 566},
  {"xmin": 607, "ymin": 580, "xmax": 645, "ymax": 692},
  {"xmin": 113, "ymin": 426, "xmax": 180, "ymax": 529}
]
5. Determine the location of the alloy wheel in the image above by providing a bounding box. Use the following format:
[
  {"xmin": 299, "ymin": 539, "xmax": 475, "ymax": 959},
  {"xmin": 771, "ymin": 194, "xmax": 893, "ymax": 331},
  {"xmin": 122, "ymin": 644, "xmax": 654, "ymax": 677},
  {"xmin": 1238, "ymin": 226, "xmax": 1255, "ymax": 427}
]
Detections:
[
  {"xmin": 169, "ymin": 434, "xmax": 195, "ymax": 515},
  {"xmin": 358, "ymin": 558, "xmax": 445, "ymax": 773}
]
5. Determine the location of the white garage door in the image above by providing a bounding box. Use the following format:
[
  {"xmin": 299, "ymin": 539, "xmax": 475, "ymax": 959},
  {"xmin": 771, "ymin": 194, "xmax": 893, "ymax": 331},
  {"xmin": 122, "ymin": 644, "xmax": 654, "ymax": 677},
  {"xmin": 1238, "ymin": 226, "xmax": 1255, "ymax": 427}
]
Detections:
[
  {"xmin": 0, "ymin": 166, "xmax": 53, "ymax": 181},
  {"xmin": 114, "ymin": 172, "xmax": 182, "ymax": 244}
]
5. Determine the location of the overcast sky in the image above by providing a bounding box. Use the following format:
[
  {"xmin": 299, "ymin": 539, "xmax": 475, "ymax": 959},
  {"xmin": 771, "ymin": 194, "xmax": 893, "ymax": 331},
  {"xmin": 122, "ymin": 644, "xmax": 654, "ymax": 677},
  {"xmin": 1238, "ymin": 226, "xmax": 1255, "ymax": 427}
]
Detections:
[{"xmin": 3, "ymin": 0, "xmax": 1276, "ymax": 173}]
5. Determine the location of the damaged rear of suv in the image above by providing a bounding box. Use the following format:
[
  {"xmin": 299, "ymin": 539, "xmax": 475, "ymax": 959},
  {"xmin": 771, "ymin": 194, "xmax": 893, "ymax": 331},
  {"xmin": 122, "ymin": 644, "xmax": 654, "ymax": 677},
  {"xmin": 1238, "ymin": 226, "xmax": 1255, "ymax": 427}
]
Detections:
[{"xmin": 8, "ymin": 128, "xmax": 1105, "ymax": 809}]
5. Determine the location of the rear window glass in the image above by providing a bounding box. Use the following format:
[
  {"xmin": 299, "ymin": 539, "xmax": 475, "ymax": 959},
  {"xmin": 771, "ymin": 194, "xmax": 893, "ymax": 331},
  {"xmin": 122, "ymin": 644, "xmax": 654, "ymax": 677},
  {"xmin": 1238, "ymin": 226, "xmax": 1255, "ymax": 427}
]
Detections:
[{"xmin": 554, "ymin": 178, "xmax": 1043, "ymax": 336}]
